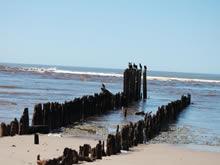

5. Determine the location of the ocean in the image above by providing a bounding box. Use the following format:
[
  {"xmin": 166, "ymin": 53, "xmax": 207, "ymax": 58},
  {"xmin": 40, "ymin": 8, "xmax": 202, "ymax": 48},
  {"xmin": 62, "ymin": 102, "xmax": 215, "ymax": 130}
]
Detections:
[{"xmin": 0, "ymin": 63, "xmax": 220, "ymax": 152}]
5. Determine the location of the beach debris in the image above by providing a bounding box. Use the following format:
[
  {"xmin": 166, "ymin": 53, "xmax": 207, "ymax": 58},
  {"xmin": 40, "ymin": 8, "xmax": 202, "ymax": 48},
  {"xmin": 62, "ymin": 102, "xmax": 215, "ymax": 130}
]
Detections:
[
  {"xmin": 120, "ymin": 150, "xmax": 128, "ymax": 153},
  {"xmin": 48, "ymin": 133, "xmax": 61, "ymax": 137},
  {"xmin": 135, "ymin": 111, "xmax": 145, "ymax": 116},
  {"xmin": 36, "ymin": 154, "xmax": 48, "ymax": 165}
]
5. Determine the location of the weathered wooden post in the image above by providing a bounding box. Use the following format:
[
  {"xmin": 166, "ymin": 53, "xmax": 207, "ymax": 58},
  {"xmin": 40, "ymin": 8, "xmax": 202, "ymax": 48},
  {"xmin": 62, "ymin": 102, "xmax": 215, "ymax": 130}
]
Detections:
[
  {"xmin": 134, "ymin": 67, "xmax": 138, "ymax": 101},
  {"xmin": 96, "ymin": 141, "xmax": 102, "ymax": 159},
  {"xmin": 102, "ymin": 141, "xmax": 106, "ymax": 157},
  {"xmin": 129, "ymin": 67, "xmax": 134, "ymax": 102},
  {"xmin": 121, "ymin": 125, "xmax": 129, "ymax": 150},
  {"xmin": 106, "ymin": 134, "xmax": 116, "ymax": 156},
  {"xmin": 90, "ymin": 147, "xmax": 96, "ymax": 161},
  {"xmin": 143, "ymin": 66, "xmax": 147, "ymax": 99},
  {"xmin": 34, "ymin": 133, "xmax": 39, "ymax": 144},
  {"xmin": 0, "ymin": 122, "xmax": 7, "ymax": 136},
  {"xmin": 115, "ymin": 125, "xmax": 121, "ymax": 153},
  {"xmin": 138, "ymin": 64, "xmax": 142, "ymax": 100},
  {"xmin": 10, "ymin": 118, "xmax": 18, "ymax": 136},
  {"xmin": 19, "ymin": 108, "xmax": 29, "ymax": 135},
  {"xmin": 63, "ymin": 148, "xmax": 79, "ymax": 164},
  {"xmin": 123, "ymin": 63, "xmax": 132, "ymax": 105},
  {"xmin": 5, "ymin": 124, "xmax": 11, "ymax": 136},
  {"xmin": 79, "ymin": 144, "xmax": 91, "ymax": 159},
  {"xmin": 32, "ymin": 104, "xmax": 43, "ymax": 126}
]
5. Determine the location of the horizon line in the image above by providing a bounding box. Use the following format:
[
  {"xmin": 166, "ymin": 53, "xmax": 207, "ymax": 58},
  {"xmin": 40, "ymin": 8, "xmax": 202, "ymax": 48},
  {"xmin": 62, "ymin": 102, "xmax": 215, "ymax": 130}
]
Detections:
[{"xmin": 0, "ymin": 61, "xmax": 219, "ymax": 76}]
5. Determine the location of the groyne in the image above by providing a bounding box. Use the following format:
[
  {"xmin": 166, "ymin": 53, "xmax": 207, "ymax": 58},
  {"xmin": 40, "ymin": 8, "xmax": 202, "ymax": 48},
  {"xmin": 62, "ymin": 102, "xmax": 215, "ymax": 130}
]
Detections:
[
  {"xmin": 0, "ymin": 63, "xmax": 146, "ymax": 137},
  {"xmin": 0, "ymin": 63, "xmax": 191, "ymax": 165},
  {"xmin": 37, "ymin": 94, "xmax": 191, "ymax": 164}
]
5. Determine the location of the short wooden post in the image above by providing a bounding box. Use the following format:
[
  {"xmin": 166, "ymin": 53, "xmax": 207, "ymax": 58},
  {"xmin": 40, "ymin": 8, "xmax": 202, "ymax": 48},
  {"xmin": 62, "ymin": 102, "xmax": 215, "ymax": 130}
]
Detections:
[{"xmin": 34, "ymin": 133, "xmax": 39, "ymax": 144}]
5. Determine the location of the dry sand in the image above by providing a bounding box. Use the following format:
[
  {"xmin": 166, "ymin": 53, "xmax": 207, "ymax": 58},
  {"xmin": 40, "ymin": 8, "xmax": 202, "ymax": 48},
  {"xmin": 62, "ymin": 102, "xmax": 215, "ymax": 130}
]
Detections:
[{"xmin": 0, "ymin": 134, "xmax": 219, "ymax": 165}]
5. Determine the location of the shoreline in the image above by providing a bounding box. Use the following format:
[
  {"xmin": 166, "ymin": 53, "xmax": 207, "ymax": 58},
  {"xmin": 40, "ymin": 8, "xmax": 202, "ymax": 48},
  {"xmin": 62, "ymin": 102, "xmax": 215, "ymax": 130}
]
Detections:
[{"xmin": 0, "ymin": 134, "xmax": 219, "ymax": 165}]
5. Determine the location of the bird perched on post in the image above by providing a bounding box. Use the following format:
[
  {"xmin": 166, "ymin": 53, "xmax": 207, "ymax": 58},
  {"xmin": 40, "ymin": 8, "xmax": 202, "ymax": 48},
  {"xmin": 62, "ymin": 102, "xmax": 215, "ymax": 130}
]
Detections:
[
  {"xmin": 139, "ymin": 64, "xmax": 142, "ymax": 70},
  {"xmin": 133, "ymin": 63, "xmax": 137, "ymax": 69},
  {"xmin": 144, "ymin": 65, "xmax": 147, "ymax": 70},
  {"xmin": 101, "ymin": 83, "xmax": 105, "ymax": 89},
  {"xmin": 128, "ymin": 62, "xmax": 132, "ymax": 69},
  {"xmin": 101, "ymin": 83, "xmax": 106, "ymax": 92}
]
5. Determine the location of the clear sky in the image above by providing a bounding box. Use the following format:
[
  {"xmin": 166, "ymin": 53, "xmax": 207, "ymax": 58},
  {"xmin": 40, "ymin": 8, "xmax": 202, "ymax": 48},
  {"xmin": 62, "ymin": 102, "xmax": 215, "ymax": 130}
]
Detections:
[{"xmin": 1, "ymin": 0, "xmax": 220, "ymax": 74}]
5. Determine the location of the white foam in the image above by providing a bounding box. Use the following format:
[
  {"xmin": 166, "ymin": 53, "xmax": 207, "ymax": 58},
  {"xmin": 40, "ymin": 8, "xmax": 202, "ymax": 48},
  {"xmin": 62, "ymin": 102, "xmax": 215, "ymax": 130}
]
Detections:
[
  {"xmin": 20, "ymin": 67, "xmax": 57, "ymax": 73},
  {"xmin": 7, "ymin": 65, "xmax": 220, "ymax": 83},
  {"xmin": 48, "ymin": 133, "xmax": 62, "ymax": 137},
  {"xmin": 54, "ymin": 69, "xmax": 123, "ymax": 78},
  {"xmin": 16, "ymin": 66, "xmax": 123, "ymax": 77},
  {"xmin": 147, "ymin": 76, "xmax": 220, "ymax": 83}
]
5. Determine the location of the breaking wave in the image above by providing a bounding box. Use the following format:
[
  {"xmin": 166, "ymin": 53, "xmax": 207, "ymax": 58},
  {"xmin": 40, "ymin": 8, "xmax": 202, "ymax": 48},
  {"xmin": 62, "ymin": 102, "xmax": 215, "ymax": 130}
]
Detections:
[
  {"xmin": 1, "ymin": 65, "xmax": 220, "ymax": 83},
  {"xmin": 147, "ymin": 76, "xmax": 220, "ymax": 83}
]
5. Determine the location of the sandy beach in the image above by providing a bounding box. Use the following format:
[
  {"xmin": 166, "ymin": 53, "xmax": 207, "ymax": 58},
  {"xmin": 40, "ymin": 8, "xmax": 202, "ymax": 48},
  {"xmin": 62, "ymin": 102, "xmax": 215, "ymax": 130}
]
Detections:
[{"xmin": 0, "ymin": 134, "xmax": 219, "ymax": 165}]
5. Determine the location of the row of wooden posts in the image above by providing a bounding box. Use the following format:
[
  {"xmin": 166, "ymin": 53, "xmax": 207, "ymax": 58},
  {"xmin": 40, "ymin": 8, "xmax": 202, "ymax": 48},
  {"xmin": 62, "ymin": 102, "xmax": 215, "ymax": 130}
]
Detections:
[
  {"xmin": 0, "ymin": 63, "xmax": 147, "ymax": 137},
  {"xmin": 123, "ymin": 63, "xmax": 147, "ymax": 102},
  {"xmin": 37, "ymin": 94, "xmax": 191, "ymax": 165},
  {"xmin": 0, "ymin": 89, "xmax": 125, "ymax": 137}
]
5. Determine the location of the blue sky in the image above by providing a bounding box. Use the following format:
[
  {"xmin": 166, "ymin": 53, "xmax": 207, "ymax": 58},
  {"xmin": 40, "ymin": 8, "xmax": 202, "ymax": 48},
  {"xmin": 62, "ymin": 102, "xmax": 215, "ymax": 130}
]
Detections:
[{"xmin": 1, "ymin": 0, "xmax": 220, "ymax": 74}]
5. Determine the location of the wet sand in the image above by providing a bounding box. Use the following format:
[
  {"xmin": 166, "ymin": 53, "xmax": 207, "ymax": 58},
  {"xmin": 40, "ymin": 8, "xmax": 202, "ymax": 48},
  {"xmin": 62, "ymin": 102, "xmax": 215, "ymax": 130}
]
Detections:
[
  {"xmin": 0, "ymin": 134, "xmax": 219, "ymax": 165},
  {"xmin": 87, "ymin": 144, "xmax": 220, "ymax": 165}
]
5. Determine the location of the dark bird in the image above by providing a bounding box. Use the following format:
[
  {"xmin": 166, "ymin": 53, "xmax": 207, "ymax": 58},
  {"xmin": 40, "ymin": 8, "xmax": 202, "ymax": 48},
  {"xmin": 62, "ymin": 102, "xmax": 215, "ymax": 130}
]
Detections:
[
  {"xmin": 133, "ymin": 63, "xmax": 137, "ymax": 69},
  {"xmin": 128, "ymin": 62, "xmax": 132, "ymax": 69},
  {"xmin": 139, "ymin": 64, "xmax": 142, "ymax": 70},
  {"xmin": 144, "ymin": 65, "xmax": 147, "ymax": 70},
  {"xmin": 101, "ymin": 83, "xmax": 106, "ymax": 92}
]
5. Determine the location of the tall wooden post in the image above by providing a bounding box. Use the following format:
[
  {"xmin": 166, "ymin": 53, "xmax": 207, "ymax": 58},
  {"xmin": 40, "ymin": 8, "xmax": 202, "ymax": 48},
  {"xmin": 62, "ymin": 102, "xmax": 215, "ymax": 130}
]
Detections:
[{"xmin": 143, "ymin": 66, "xmax": 147, "ymax": 99}]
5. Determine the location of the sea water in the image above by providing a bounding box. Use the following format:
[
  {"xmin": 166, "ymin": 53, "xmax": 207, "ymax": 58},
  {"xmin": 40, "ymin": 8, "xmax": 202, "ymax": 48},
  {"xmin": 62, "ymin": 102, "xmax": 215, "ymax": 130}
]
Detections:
[{"xmin": 0, "ymin": 63, "xmax": 220, "ymax": 151}]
